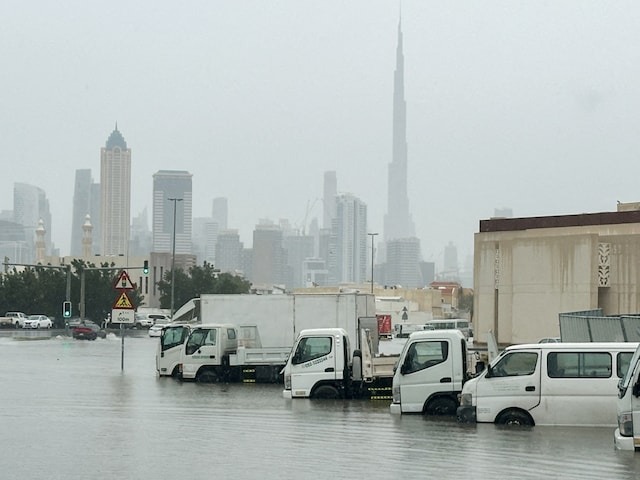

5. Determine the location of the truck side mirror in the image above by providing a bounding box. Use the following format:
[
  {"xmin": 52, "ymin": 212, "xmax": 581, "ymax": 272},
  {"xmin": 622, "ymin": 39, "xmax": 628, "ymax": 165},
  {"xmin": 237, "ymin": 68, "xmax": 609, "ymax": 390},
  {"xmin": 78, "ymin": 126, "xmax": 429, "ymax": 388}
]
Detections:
[
  {"xmin": 400, "ymin": 364, "xmax": 408, "ymax": 375},
  {"xmin": 633, "ymin": 381, "xmax": 640, "ymax": 397},
  {"xmin": 475, "ymin": 361, "xmax": 485, "ymax": 374}
]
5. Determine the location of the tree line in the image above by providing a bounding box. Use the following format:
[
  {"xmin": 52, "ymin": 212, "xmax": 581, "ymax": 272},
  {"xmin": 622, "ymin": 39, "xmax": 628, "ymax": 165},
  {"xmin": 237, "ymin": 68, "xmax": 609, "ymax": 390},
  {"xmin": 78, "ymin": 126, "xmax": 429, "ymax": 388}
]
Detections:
[{"xmin": 0, "ymin": 260, "xmax": 250, "ymax": 327}]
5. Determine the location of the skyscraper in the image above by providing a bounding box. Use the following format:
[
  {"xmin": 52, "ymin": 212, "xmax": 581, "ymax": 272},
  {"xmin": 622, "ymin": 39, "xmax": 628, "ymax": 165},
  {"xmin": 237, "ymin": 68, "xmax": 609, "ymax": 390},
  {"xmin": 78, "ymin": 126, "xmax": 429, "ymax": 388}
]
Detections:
[
  {"xmin": 330, "ymin": 194, "xmax": 367, "ymax": 284},
  {"xmin": 100, "ymin": 126, "xmax": 131, "ymax": 256},
  {"xmin": 71, "ymin": 169, "xmax": 100, "ymax": 256},
  {"xmin": 13, "ymin": 182, "xmax": 52, "ymax": 258},
  {"xmin": 152, "ymin": 170, "xmax": 193, "ymax": 255},
  {"xmin": 383, "ymin": 20, "xmax": 415, "ymax": 243},
  {"xmin": 323, "ymin": 171, "xmax": 337, "ymax": 230},
  {"xmin": 251, "ymin": 221, "xmax": 285, "ymax": 287},
  {"xmin": 212, "ymin": 197, "xmax": 228, "ymax": 231}
]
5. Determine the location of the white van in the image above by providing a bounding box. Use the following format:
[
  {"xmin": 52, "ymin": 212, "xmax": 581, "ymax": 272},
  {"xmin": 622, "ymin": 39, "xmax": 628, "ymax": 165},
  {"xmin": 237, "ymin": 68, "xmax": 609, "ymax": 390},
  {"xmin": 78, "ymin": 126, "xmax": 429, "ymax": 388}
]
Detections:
[
  {"xmin": 457, "ymin": 342, "xmax": 637, "ymax": 426},
  {"xmin": 614, "ymin": 343, "xmax": 640, "ymax": 450},
  {"xmin": 425, "ymin": 319, "xmax": 472, "ymax": 339}
]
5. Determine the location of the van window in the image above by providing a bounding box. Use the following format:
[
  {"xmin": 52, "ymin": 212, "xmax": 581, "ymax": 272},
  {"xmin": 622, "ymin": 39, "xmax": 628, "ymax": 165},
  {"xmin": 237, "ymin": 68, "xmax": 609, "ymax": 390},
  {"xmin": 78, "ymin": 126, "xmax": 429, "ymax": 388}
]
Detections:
[
  {"xmin": 547, "ymin": 352, "xmax": 612, "ymax": 378},
  {"xmin": 491, "ymin": 352, "xmax": 538, "ymax": 377},
  {"xmin": 617, "ymin": 352, "xmax": 633, "ymax": 378},
  {"xmin": 293, "ymin": 337, "xmax": 332, "ymax": 365},
  {"xmin": 403, "ymin": 341, "xmax": 449, "ymax": 374}
]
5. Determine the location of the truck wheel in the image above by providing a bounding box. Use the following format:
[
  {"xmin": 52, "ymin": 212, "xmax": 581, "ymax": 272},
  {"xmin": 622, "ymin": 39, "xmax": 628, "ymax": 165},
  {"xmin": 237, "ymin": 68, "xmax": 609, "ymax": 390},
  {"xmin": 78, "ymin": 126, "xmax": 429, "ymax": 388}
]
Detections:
[
  {"xmin": 196, "ymin": 369, "xmax": 218, "ymax": 383},
  {"xmin": 496, "ymin": 409, "xmax": 533, "ymax": 426},
  {"xmin": 311, "ymin": 385, "xmax": 340, "ymax": 399},
  {"xmin": 425, "ymin": 397, "xmax": 457, "ymax": 416}
]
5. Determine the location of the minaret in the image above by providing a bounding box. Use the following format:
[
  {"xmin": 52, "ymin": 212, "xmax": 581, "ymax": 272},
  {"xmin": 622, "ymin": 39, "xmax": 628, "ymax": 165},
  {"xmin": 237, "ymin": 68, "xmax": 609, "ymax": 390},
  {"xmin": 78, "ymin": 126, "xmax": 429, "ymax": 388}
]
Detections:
[
  {"xmin": 35, "ymin": 219, "xmax": 46, "ymax": 264},
  {"xmin": 383, "ymin": 18, "xmax": 415, "ymax": 243},
  {"xmin": 82, "ymin": 214, "xmax": 93, "ymax": 259}
]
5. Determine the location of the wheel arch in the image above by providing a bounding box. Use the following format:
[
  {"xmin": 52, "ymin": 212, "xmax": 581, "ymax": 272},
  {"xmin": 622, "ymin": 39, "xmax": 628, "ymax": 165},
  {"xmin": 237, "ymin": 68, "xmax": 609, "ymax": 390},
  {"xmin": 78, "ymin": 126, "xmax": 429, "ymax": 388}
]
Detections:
[
  {"xmin": 495, "ymin": 407, "xmax": 535, "ymax": 426},
  {"xmin": 422, "ymin": 392, "xmax": 459, "ymax": 415}
]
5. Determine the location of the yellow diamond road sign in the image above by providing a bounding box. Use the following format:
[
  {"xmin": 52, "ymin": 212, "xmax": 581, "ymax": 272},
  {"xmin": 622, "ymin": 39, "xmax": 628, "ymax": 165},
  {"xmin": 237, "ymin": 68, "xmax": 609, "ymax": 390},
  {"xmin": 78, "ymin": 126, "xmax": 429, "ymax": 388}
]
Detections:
[{"xmin": 113, "ymin": 291, "xmax": 134, "ymax": 309}]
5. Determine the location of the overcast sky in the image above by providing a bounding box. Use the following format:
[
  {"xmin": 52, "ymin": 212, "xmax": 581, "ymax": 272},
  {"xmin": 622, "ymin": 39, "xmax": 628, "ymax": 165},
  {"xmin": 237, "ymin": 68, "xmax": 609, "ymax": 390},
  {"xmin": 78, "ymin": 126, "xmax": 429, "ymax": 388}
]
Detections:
[{"xmin": 2, "ymin": 1, "xmax": 640, "ymax": 270}]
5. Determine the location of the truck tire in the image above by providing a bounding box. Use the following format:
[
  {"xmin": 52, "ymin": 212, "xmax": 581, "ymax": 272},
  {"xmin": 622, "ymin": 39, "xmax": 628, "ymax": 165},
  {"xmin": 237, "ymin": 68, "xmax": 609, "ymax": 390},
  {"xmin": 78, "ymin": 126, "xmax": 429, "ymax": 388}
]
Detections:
[
  {"xmin": 196, "ymin": 368, "xmax": 218, "ymax": 383},
  {"xmin": 425, "ymin": 396, "xmax": 457, "ymax": 416},
  {"xmin": 311, "ymin": 385, "xmax": 340, "ymax": 399},
  {"xmin": 496, "ymin": 409, "xmax": 533, "ymax": 426}
]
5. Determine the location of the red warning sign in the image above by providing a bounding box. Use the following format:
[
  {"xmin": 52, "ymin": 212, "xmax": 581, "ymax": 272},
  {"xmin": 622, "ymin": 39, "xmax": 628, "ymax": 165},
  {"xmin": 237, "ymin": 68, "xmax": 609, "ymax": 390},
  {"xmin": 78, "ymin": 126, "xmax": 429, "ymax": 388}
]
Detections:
[{"xmin": 113, "ymin": 270, "xmax": 135, "ymax": 290}]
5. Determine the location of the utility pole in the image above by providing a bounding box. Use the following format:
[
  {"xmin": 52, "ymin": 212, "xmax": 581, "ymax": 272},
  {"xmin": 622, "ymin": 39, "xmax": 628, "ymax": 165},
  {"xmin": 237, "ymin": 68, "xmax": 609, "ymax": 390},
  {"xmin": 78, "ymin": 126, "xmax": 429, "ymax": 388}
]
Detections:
[
  {"xmin": 368, "ymin": 233, "xmax": 378, "ymax": 294},
  {"xmin": 168, "ymin": 197, "xmax": 183, "ymax": 318}
]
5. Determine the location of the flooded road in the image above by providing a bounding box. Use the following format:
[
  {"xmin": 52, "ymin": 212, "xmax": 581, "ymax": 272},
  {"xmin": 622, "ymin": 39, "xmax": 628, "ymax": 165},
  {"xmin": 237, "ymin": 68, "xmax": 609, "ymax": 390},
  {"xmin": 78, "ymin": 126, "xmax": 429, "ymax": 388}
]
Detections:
[{"xmin": 1, "ymin": 332, "xmax": 639, "ymax": 479}]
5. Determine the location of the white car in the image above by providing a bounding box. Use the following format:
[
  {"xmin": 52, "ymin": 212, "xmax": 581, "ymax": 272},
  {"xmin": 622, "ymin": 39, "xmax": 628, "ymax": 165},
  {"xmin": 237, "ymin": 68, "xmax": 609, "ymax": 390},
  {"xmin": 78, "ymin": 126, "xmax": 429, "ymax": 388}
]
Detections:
[
  {"xmin": 134, "ymin": 313, "xmax": 155, "ymax": 329},
  {"xmin": 148, "ymin": 318, "xmax": 171, "ymax": 337},
  {"xmin": 23, "ymin": 315, "xmax": 53, "ymax": 329}
]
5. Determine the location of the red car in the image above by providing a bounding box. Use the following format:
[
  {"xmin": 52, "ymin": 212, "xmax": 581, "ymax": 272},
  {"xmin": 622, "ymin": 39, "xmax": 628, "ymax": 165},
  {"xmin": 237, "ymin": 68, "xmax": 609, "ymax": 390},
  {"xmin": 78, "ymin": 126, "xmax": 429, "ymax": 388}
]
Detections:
[{"xmin": 72, "ymin": 323, "xmax": 100, "ymax": 340}]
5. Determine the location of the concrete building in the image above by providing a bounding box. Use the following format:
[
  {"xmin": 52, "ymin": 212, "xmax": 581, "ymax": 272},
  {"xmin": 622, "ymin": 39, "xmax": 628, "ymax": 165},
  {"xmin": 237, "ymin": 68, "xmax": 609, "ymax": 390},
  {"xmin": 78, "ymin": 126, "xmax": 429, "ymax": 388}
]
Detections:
[
  {"xmin": 147, "ymin": 251, "xmax": 197, "ymax": 308},
  {"xmin": 193, "ymin": 217, "xmax": 218, "ymax": 266},
  {"xmin": 152, "ymin": 170, "xmax": 193, "ymax": 255},
  {"xmin": 323, "ymin": 171, "xmax": 337, "ymax": 230},
  {"xmin": 212, "ymin": 197, "xmax": 228, "ymax": 231},
  {"xmin": 474, "ymin": 203, "xmax": 640, "ymax": 345},
  {"xmin": 283, "ymin": 233, "xmax": 314, "ymax": 289},
  {"xmin": 100, "ymin": 126, "xmax": 131, "ymax": 256}
]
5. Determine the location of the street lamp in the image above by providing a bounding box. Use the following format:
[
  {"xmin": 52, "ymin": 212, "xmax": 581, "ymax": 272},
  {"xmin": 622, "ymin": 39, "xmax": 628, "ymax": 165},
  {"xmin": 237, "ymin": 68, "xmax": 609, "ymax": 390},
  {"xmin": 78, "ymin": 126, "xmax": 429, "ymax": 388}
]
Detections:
[
  {"xmin": 367, "ymin": 233, "xmax": 378, "ymax": 294},
  {"xmin": 168, "ymin": 197, "xmax": 183, "ymax": 318}
]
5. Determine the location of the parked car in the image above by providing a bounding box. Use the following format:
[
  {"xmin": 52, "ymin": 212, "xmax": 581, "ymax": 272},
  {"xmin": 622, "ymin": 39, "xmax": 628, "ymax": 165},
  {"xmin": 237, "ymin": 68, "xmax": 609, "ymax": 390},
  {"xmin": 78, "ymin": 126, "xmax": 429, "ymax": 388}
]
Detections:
[
  {"xmin": 6, "ymin": 311, "xmax": 28, "ymax": 328},
  {"xmin": 23, "ymin": 315, "xmax": 53, "ymax": 329},
  {"xmin": 148, "ymin": 318, "xmax": 172, "ymax": 337},
  {"xmin": 134, "ymin": 313, "xmax": 155, "ymax": 329},
  {"xmin": 72, "ymin": 321, "xmax": 105, "ymax": 340}
]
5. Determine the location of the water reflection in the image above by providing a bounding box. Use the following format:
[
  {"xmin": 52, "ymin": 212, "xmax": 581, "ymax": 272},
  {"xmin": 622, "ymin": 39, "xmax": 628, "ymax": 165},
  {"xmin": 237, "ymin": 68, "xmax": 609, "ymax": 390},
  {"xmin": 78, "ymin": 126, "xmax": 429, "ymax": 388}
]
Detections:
[{"xmin": 1, "ymin": 335, "xmax": 639, "ymax": 479}]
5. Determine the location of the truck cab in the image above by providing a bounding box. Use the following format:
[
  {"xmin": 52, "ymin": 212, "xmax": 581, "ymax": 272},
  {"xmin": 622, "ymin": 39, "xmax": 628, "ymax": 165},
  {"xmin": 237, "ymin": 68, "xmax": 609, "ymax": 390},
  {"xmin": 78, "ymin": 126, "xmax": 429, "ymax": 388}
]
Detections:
[
  {"xmin": 179, "ymin": 324, "xmax": 239, "ymax": 382},
  {"xmin": 390, "ymin": 329, "xmax": 467, "ymax": 415},
  {"xmin": 283, "ymin": 328, "xmax": 349, "ymax": 399}
]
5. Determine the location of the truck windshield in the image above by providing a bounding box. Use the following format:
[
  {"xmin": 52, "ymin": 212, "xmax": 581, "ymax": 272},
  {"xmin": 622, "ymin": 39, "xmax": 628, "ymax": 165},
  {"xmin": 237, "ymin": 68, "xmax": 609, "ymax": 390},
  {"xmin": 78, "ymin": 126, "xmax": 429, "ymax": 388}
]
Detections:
[
  {"xmin": 161, "ymin": 326, "xmax": 188, "ymax": 352},
  {"xmin": 620, "ymin": 346, "xmax": 640, "ymax": 388}
]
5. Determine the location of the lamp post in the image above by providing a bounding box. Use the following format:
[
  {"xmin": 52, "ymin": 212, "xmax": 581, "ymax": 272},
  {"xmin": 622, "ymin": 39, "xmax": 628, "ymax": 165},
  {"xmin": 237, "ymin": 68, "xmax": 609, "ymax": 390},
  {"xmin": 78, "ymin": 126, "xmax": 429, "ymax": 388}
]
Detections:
[
  {"xmin": 168, "ymin": 197, "xmax": 183, "ymax": 318},
  {"xmin": 367, "ymin": 232, "xmax": 378, "ymax": 294}
]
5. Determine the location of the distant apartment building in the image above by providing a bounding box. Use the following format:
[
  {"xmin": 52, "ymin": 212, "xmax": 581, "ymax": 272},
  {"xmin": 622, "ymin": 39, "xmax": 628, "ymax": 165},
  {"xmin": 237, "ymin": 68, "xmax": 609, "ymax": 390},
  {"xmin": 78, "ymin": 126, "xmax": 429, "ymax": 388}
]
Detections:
[
  {"xmin": 152, "ymin": 170, "xmax": 193, "ymax": 255},
  {"xmin": 100, "ymin": 126, "xmax": 131, "ymax": 256},
  {"xmin": 13, "ymin": 182, "xmax": 52, "ymax": 259},
  {"xmin": 129, "ymin": 208, "xmax": 152, "ymax": 257},
  {"xmin": 329, "ymin": 194, "xmax": 367, "ymax": 284},
  {"xmin": 212, "ymin": 197, "xmax": 228, "ymax": 231},
  {"xmin": 385, "ymin": 237, "xmax": 422, "ymax": 288},
  {"xmin": 252, "ymin": 222, "xmax": 286, "ymax": 287},
  {"xmin": 70, "ymin": 169, "xmax": 100, "ymax": 256},
  {"xmin": 283, "ymin": 233, "xmax": 314, "ymax": 289},
  {"xmin": 215, "ymin": 229, "xmax": 243, "ymax": 274},
  {"xmin": 323, "ymin": 171, "xmax": 337, "ymax": 229},
  {"xmin": 193, "ymin": 217, "xmax": 218, "ymax": 266}
]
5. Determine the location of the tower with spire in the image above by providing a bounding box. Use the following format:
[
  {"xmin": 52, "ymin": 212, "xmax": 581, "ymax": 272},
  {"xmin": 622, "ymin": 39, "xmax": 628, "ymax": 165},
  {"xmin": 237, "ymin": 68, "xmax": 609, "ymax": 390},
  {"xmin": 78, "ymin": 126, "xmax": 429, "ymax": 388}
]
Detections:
[{"xmin": 383, "ymin": 18, "xmax": 415, "ymax": 243}]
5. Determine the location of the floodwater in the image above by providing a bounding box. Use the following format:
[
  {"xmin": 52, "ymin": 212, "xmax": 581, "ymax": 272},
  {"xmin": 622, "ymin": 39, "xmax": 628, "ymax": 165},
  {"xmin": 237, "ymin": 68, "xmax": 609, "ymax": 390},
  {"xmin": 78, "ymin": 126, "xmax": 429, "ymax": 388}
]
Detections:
[{"xmin": 1, "ymin": 331, "xmax": 640, "ymax": 480}]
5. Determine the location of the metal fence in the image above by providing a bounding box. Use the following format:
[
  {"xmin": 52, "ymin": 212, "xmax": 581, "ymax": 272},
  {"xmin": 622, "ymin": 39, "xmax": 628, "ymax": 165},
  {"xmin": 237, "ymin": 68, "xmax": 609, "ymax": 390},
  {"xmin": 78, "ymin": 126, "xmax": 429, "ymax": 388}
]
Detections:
[{"xmin": 560, "ymin": 309, "xmax": 640, "ymax": 342}]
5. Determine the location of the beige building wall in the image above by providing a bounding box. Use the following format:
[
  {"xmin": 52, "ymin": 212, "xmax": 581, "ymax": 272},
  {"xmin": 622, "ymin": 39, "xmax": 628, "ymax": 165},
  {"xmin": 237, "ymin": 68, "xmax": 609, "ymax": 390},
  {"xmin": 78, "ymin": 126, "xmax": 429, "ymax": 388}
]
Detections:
[{"xmin": 475, "ymin": 215, "xmax": 640, "ymax": 345}]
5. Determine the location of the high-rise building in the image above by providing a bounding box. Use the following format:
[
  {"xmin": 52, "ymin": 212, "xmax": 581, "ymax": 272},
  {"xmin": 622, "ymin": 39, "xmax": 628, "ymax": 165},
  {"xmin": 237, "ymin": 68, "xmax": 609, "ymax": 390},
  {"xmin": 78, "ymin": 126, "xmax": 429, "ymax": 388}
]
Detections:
[
  {"xmin": 252, "ymin": 222, "xmax": 286, "ymax": 287},
  {"xmin": 13, "ymin": 182, "xmax": 52, "ymax": 258},
  {"xmin": 386, "ymin": 237, "xmax": 421, "ymax": 288},
  {"xmin": 212, "ymin": 197, "xmax": 228, "ymax": 231},
  {"xmin": 330, "ymin": 194, "xmax": 367, "ymax": 284},
  {"xmin": 152, "ymin": 170, "xmax": 193, "ymax": 255},
  {"xmin": 129, "ymin": 208, "xmax": 152, "ymax": 257},
  {"xmin": 193, "ymin": 217, "xmax": 218, "ymax": 265},
  {"xmin": 100, "ymin": 126, "xmax": 131, "ymax": 256},
  {"xmin": 383, "ymin": 20, "xmax": 415, "ymax": 243},
  {"xmin": 323, "ymin": 171, "xmax": 337, "ymax": 230},
  {"xmin": 443, "ymin": 241, "xmax": 459, "ymax": 280},
  {"xmin": 215, "ymin": 229, "xmax": 243, "ymax": 274},
  {"xmin": 71, "ymin": 169, "xmax": 100, "ymax": 256},
  {"xmin": 283, "ymin": 233, "xmax": 314, "ymax": 288}
]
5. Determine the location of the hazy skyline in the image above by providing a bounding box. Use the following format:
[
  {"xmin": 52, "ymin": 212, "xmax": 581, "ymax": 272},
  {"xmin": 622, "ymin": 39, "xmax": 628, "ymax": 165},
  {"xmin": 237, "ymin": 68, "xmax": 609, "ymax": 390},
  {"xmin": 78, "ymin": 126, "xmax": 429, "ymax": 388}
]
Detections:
[{"xmin": 2, "ymin": 1, "xmax": 640, "ymax": 269}]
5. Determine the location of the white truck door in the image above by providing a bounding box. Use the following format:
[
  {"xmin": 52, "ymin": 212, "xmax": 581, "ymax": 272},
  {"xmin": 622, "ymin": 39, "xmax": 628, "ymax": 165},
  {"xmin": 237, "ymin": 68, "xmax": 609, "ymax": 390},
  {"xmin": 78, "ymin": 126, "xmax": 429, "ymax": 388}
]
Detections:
[
  {"xmin": 475, "ymin": 349, "xmax": 541, "ymax": 423},
  {"xmin": 157, "ymin": 325, "xmax": 190, "ymax": 376},
  {"xmin": 289, "ymin": 334, "xmax": 338, "ymax": 397},
  {"xmin": 181, "ymin": 327, "xmax": 220, "ymax": 379},
  {"xmin": 398, "ymin": 338, "xmax": 454, "ymax": 413}
]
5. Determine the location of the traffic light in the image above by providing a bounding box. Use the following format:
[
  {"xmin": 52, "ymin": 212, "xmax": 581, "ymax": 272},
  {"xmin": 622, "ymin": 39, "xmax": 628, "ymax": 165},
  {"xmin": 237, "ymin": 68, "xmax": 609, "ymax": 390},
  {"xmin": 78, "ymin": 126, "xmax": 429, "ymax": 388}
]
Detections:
[
  {"xmin": 143, "ymin": 260, "xmax": 149, "ymax": 275},
  {"xmin": 63, "ymin": 301, "xmax": 72, "ymax": 318}
]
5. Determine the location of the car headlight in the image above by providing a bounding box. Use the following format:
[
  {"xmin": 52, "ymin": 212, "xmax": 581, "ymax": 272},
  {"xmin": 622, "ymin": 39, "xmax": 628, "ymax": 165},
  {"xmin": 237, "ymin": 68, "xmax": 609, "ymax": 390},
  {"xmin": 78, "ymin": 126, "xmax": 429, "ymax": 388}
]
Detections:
[
  {"xmin": 460, "ymin": 393, "xmax": 472, "ymax": 406},
  {"xmin": 618, "ymin": 412, "xmax": 634, "ymax": 437},
  {"xmin": 392, "ymin": 385, "xmax": 401, "ymax": 404}
]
